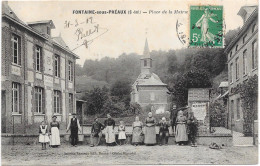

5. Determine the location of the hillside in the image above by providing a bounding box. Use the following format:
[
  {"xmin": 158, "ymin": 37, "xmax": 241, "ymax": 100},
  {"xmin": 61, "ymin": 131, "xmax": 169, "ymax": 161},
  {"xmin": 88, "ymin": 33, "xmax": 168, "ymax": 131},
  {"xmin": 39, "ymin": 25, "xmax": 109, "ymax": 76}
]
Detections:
[{"xmin": 75, "ymin": 75, "xmax": 108, "ymax": 92}]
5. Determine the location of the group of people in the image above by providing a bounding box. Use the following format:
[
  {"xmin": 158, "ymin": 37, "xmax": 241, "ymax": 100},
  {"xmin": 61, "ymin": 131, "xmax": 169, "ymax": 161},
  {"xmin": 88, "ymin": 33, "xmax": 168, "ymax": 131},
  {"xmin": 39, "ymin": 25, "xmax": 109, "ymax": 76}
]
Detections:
[{"xmin": 39, "ymin": 110, "xmax": 198, "ymax": 150}]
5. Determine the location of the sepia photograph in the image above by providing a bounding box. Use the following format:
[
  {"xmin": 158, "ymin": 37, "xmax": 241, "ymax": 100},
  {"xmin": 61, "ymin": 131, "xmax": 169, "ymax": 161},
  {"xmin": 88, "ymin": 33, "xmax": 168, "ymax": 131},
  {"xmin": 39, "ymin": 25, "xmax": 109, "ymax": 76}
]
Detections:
[{"xmin": 1, "ymin": 0, "xmax": 259, "ymax": 165}]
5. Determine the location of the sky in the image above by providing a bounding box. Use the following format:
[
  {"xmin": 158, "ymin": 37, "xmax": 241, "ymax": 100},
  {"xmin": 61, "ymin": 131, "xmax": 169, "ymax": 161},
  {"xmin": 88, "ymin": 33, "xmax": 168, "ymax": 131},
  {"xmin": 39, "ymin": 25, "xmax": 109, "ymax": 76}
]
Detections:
[{"xmin": 8, "ymin": 0, "xmax": 258, "ymax": 66}]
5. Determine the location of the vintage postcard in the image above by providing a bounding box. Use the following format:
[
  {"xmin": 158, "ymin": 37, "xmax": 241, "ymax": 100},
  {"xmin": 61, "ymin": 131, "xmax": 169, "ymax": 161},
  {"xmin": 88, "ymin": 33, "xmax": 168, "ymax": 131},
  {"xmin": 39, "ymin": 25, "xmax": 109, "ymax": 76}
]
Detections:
[{"xmin": 1, "ymin": 0, "xmax": 258, "ymax": 165}]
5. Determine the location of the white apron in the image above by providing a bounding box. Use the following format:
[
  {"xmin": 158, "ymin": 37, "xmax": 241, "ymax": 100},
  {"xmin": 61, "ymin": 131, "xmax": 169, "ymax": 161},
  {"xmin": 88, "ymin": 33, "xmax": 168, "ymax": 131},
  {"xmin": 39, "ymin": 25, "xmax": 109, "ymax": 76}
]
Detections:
[
  {"xmin": 105, "ymin": 126, "xmax": 115, "ymax": 143},
  {"xmin": 39, "ymin": 125, "xmax": 50, "ymax": 143},
  {"xmin": 50, "ymin": 127, "xmax": 60, "ymax": 146}
]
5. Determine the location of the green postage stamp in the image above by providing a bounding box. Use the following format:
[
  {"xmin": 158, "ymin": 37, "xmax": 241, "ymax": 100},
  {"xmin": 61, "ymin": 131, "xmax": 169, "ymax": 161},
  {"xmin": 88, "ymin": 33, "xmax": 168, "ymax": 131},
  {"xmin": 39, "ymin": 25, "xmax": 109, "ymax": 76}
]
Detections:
[{"xmin": 189, "ymin": 6, "xmax": 223, "ymax": 47}]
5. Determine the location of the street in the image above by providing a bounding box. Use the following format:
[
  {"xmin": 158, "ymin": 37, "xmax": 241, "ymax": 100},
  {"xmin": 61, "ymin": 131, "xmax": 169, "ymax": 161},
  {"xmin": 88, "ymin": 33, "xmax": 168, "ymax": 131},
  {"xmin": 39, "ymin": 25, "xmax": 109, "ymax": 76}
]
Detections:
[{"xmin": 2, "ymin": 144, "xmax": 258, "ymax": 165}]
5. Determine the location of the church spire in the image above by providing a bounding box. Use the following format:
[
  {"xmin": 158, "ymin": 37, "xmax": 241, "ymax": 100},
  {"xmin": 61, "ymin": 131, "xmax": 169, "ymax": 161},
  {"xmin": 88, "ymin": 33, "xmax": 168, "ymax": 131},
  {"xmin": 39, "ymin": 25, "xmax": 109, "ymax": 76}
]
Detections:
[
  {"xmin": 143, "ymin": 38, "xmax": 150, "ymax": 58},
  {"xmin": 141, "ymin": 34, "xmax": 152, "ymax": 74}
]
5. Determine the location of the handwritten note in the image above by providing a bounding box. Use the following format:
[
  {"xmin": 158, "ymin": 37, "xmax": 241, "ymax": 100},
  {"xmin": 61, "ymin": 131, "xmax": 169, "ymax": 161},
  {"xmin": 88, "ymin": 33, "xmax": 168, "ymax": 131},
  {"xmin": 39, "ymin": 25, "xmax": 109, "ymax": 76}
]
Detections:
[{"xmin": 64, "ymin": 17, "xmax": 108, "ymax": 50}]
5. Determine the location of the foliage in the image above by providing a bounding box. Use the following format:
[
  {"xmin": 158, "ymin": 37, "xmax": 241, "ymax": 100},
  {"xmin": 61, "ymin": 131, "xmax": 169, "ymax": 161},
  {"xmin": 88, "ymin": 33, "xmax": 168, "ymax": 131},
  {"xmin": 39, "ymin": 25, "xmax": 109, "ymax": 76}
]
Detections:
[
  {"xmin": 76, "ymin": 29, "xmax": 239, "ymax": 117},
  {"xmin": 240, "ymin": 75, "xmax": 258, "ymax": 136},
  {"xmin": 129, "ymin": 102, "xmax": 142, "ymax": 115},
  {"xmin": 170, "ymin": 69, "xmax": 212, "ymax": 107},
  {"xmin": 82, "ymin": 87, "xmax": 108, "ymax": 115},
  {"xmin": 209, "ymin": 100, "xmax": 227, "ymax": 127},
  {"xmin": 110, "ymin": 80, "xmax": 131, "ymax": 100}
]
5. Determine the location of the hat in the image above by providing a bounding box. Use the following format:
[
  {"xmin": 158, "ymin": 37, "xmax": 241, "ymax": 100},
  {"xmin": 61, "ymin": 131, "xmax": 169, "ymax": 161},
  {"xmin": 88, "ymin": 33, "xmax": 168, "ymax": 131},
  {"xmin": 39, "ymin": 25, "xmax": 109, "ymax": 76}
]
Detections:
[
  {"xmin": 52, "ymin": 115, "xmax": 57, "ymax": 118},
  {"xmin": 72, "ymin": 113, "xmax": 77, "ymax": 115}
]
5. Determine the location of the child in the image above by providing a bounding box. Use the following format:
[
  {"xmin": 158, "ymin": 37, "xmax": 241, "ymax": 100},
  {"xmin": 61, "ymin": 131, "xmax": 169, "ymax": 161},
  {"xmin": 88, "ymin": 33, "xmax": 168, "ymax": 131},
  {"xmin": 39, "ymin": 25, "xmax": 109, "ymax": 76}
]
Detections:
[
  {"xmin": 118, "ymin": 121, "xmax": 126, "ymax": 145},
  {"xmin": 39, "ymin": 121, "xmax": 50, "ymax": 150}
]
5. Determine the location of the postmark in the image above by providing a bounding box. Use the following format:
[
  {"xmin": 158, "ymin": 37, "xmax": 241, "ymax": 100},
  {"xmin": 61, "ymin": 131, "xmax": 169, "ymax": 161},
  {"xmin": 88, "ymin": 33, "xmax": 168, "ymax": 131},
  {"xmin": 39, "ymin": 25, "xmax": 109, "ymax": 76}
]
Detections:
[{"xmin": 189, "ymin": 6, "xmax": 223, "ymax": 47}]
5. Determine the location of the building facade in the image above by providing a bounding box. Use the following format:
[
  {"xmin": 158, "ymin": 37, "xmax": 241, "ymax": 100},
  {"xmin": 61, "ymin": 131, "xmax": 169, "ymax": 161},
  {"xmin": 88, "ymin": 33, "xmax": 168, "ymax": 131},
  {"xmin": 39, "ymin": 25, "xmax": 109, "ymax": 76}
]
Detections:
[
  {"xmin": 130, "ymin": 38, "xmax": 169, "ymax": 114},
  {"xmin": 1, "ymin": 3, "xmax": 79, "ymax": 134},
  {"xmin": 225, "ymin": 6, "xmax": 258, "ymax": 133}
]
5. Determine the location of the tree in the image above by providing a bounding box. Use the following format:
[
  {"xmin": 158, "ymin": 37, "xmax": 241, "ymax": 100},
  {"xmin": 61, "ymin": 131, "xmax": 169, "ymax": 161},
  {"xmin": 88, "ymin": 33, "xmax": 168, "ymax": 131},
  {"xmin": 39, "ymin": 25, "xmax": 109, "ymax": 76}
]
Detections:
[
  {"xmin": 110, "ymin": 80, "xmax": 131, "ymax": 97},
  {"xmin": 83, "ymin": 87, "xmax": 108, "ymax": 115},
  {"xmin": 171, "ymin": 69, "xmax": 212, "ymax": 107}
]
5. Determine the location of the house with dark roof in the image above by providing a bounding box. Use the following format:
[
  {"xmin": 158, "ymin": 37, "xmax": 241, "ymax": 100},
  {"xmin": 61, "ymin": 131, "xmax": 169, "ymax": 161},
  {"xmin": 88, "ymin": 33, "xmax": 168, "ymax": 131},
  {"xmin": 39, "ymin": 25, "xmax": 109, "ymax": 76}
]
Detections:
[
  {"xmin": 1, "ymin": 2, "xmax": 79, "ymax": 134},
  {"xmin": 224, "ymin": 6, "xmax": 258, "ymax": 134},
  {"xmin": 131, "ymin": 38, "xmax": 169, "ymax": 114}
]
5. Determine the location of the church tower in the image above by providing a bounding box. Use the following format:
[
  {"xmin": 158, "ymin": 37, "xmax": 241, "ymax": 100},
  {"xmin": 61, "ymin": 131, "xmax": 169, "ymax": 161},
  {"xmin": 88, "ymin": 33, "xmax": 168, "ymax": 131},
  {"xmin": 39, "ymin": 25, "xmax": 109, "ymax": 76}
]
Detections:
[{"xmin": 140, "ymin": 38, "xmax": 152, "ymax": 74}]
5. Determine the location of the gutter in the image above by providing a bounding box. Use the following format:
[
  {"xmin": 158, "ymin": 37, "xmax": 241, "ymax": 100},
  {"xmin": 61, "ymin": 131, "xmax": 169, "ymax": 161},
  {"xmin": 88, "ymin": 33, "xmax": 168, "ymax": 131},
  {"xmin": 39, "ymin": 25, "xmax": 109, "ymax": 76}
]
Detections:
[{"xmin": 224, "ymin": 9, "xmax": 258, "ymax": 54}]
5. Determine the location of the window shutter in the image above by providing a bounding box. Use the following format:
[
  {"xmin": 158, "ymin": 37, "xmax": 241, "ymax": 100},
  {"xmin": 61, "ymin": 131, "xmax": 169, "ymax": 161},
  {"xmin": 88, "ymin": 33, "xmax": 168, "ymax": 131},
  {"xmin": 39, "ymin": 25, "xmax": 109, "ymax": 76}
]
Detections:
[
  {"xmin": 18, "ymin": 84, "xmax": 22, "ymax": 114},
  {"xmin": 42, "ymin": 88, "xmax": 45, "ymax": 114}
]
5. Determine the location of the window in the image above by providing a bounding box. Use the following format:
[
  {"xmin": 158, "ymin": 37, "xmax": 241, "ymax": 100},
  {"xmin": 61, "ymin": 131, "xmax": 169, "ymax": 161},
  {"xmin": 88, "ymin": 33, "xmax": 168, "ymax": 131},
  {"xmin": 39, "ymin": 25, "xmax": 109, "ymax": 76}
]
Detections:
[
  {"xmin": 12, "ymin": 83, "xmax": 20, "ymax": 113},
  {"xmin": 54, "ymin": 55, "xmax": 60, "ymax": 77},
  {"xmin": 243, "ymin": 34, "xmax": 247, "ymax": 44},
  {"xmin": 235, "ymin": 58, "xmax": 239, "ymax": 80},
  {"xmin": 69, "ymin": 93, "xmax": 73, "ymax": 114},
  {"xmin": 150, "ymin": 59, "xmax": 152, "ymax": 67},
  {"xmin": 144, "ymin": 59, "xmax": 147, "ymax": 67},
  {"xmin": 231, "ymin": 100, "xmax": 234, "ymax": 119},
  {"xmin": 235, "ymin": 45, "xmax": 238, "ymax": 51},
  {"xmin": 230, "ymin": 63, "xmax": 233, "ymax": 83},
  {"xmin": 54, "ymin": 90, "xmax": 61, "ymax": 114},
  {"xmin": 230, "ymin": 51, "xmax": 232, "ymax": 58},
  {"xmin": 68, "ymin": 61, "xmax": 73, "ymax": 81},
  {"xmin": 243, "ymin": 50, "xmax": 247, "ymax": 75},
  {"xmin": 252, "ymin": 40, "xmax": 258, "ymax": 69},
  {"xmin": 47, "ymin": 26, "xmax": 50, "ymax": 35},
  {"xmin": 12, "ymin": 34, "xmax": 20, "ymax": 65},
  {"xmin": 35, "ymin": 87, "xmax": 44, "ymax": 113},
  {"xmin": 252, "ymin": 24, "xmax": 256, "ymax": 33},
  {"xmin": 236, "ymin": 98, "xmax": 241, "ymax": 119},
  {"xmin": 35, "ymin": 46, "xmax": 42, "ymax": 72}
]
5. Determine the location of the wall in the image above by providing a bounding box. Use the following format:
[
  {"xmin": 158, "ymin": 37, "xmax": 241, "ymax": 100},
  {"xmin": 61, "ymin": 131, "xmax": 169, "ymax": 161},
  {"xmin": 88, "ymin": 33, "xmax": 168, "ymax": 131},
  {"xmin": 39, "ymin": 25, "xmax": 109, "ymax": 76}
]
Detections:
[
  {"xmin": 1, "ymin": 17, "xmax": 77, "ymax": 134},
  {"xmin": 227, "ymin": 14, "xmax": 258, "ymax": 133}
]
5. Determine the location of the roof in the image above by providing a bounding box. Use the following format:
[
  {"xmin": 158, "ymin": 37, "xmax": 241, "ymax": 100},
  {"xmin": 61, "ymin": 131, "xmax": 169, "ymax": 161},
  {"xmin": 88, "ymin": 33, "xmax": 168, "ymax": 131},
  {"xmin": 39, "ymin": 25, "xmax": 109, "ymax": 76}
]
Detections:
[
  {"xmin": 219, "ymin": 81, "xmax": 229, "ymax": 88},
  {"xmin": 28, "ymin": 20, "xmax": 55, "ymax": 29},
  {"xmin": 2, "ymin": 1, "xmax": 21, "ymax": 23},
  {"xmin": 224, "ymin": 6, "xmax": 258, "ymax": 54},
  {"xmin": 2, "ymin": 2, "xmax": 79, "ymax": 59},
  {"xmin": 52, "ymin": 35, "xmax": 69, "ymax": 49},
  {"xmin": 135, "ymin": 73, "xmax": 167, "ymax": 86}
]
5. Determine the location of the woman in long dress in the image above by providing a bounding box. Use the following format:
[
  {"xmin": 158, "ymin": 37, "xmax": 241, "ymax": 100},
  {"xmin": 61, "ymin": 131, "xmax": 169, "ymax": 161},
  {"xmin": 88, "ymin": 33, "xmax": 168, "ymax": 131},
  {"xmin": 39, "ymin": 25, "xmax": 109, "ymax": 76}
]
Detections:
[
  {"xmin": 175, "ymin": 110, "xmax": 188, "ymax": 145},
  {"xmin": 195, "ymin": 8, "xmax": 218, "ymax": 43},
  {"xmin": 49, "ymin": 115, "xmax": 60, "ymax": 148},
  {"xmin": 144, "ymin": 112, "xmax": 157, "ymax": 145},
  {"xmin": 132, "ymin": 116, "xmax": 143, "ymax": 146},
  {"xmin": 104, "ymin": 113, "xmax": 116, "ymax": 146}
]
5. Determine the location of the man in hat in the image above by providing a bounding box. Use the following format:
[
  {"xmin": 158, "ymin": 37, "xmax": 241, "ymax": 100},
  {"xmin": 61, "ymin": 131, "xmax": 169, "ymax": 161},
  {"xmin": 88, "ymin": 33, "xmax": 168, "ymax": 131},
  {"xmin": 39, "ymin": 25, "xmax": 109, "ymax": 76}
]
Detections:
[
  {"xmin": 90, "ymin": 117, "xmax": 105, "ymax": 147},
  {"xmin": 66, "ymin": 113, "xmax": 81, "ymax": 147},
  {"xmin": 158, "ymin": 117, "xmax": 170, "ymax": 146}
]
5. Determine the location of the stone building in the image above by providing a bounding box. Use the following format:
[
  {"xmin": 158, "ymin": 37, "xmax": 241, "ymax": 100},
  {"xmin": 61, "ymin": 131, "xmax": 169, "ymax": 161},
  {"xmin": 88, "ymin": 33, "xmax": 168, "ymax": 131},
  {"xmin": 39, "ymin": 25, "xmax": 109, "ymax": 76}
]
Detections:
[
  {"xmin": 1, "ymin": 2, "xmax": 79, "ymax": 134},
  {"xmin": 224, "ymin": 6, "xmax": 258, "ymax": 133},
  {"xmin": 130, "ymin": 38, "xmax": 169, "ymax": 114}
]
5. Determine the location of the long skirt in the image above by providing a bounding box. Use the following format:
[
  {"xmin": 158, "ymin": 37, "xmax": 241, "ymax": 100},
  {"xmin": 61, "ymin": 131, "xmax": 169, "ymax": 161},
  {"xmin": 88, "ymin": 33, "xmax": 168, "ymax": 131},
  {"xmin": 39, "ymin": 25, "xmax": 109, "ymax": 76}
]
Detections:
[
  {"xmin": 132, "ymin": 127, "xmax": 143, "ymax": 143},
  {"xmin": 144, "ymin": 126, "xmax": 156, "ymax": 145},
  {"xmin": 118, "ymin": 131, "xmax": 126, "ymax": 140},
  {"xmin": 50, "ymin": 127, "xmax": 60, "ymax": 146},
  {"xmin": 39, "ymin": 134, "xmax": 50, "ymax": 143},
  {"xmin": 105, "ymin": 126, "xmax": 115, "ymax": 143},
  {"xmin": 175, "ymin": 124, "xmax": 188, "ymax": 142}
]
